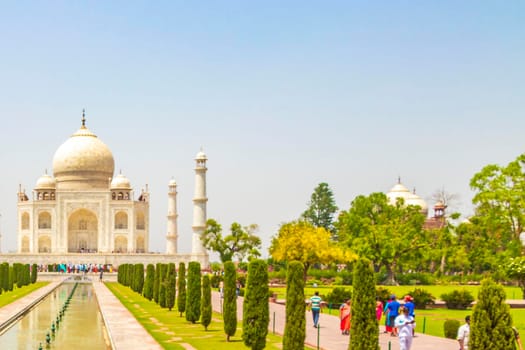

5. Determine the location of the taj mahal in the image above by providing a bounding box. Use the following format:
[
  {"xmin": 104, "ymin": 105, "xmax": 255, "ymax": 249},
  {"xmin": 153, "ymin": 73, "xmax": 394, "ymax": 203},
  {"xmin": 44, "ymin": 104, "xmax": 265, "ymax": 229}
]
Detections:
[{"xmin": 1, "ymin": 112, "xmax": 209, "ymax": 267}]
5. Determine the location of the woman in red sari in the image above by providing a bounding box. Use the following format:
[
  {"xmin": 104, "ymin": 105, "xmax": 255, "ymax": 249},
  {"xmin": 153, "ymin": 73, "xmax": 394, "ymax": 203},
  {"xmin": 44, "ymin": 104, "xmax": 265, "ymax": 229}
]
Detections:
[{"xmin": 339, "ymin": 299, "xmax": 351, "ymax": 335}]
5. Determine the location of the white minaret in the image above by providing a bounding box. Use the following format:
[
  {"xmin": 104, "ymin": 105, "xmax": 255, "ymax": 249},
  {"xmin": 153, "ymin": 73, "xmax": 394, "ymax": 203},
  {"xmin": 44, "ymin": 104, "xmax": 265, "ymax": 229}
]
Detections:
[
  {"xmin": 191, "ymin": 149, "xmax": 208, "ymax": 257},
  {"xmin": 166, "ymin": 178, "xmax": 178, "ymax": 254}
]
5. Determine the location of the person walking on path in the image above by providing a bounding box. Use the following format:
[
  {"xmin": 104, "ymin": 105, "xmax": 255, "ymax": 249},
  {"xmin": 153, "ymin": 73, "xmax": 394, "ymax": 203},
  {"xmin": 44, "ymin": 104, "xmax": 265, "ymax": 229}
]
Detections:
[
  {"xmin": 376, "ymin": 297, "xmax": 383, "ymax": 323},
  {"xmin": 309, "ymin": 291, "xmax": 322, "ymax": 328},
  {"xmin": 457, "ymin": 315, "xmax": 470, "ymax": 350},
  {"xmin": 99, "ymin": 268, "xmax": 104, "ymax": 282},
  {"xmin": 339, "ymin": 299, "xmax": 351, "ymax": 335},
  {"xmin": 387, "ymin": 295, "xmax": 401, "ymax": 336},
  {"xmin": 404, "ymin": 295, "xmax": 415, "ymax": 335},
  {"xmin": 395, "ymin": 306, "xmax": 415, "ymax": 350}
]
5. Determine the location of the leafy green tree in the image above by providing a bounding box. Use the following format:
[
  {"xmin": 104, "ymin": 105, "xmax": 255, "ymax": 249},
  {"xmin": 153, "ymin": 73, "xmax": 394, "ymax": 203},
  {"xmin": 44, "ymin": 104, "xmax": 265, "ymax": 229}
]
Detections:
[
  {"xmin": 202, "ymin": 219, "xmax": 262, "ymax": 263},
  {"xmin": 177, "ymin": 262, "xmax": 186, "ymax": 316},
  {"xmin": 283, "ymin": 261, "xmax": 305, "ymax": 350},
  {"xmin": 166, "ymin": 263, "xmax": 177, "ymax": 311},
  {"xmin": 201, "ymin": 274, "xmax": 212, "ymax": 330},
  {"xmin": 223, "ymin": 261, "xmax": 237, "ymax": 341},
  {"xmin": 143, "ymin": 264, "xmax": 155, "ymax": 300},
  {"xmin": 185, "ymin": 262, "xmax": 201, "ymax": 323},
  {"xmin": 470, "ymin": 154, "xmax": 525, "ymax": 247},
  {"xmin": 301, "ymin": 182, "xmax": 338, "ymax": 239},
  {"xmin": 242, "ymin": 259, "xmax": 269, "ymax": 350},
  {"xmin": 336, "ymin": 192, "xmax": 426, "ymax": 285},
  {"xmin": 350, "ymin": 258, "xmax": 379, "ymax": 350},
  {"xmin": 469, "ymin": 279, "xmax": 515, "ymax": 350},
  {"xmin": 506, "ymin": 257, "xmax": 525, "ymax": 299},
  {"xmin": 270, "ymin": 220, "xmax": 354, "ymax": 280}
]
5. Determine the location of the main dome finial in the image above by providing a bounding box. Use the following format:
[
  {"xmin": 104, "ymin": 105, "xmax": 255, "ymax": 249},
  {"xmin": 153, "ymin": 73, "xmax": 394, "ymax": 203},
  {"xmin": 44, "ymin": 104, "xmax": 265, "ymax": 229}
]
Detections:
[{"xmin": 81, "ymin": 109, "xmax": 86, "ymax": 127}]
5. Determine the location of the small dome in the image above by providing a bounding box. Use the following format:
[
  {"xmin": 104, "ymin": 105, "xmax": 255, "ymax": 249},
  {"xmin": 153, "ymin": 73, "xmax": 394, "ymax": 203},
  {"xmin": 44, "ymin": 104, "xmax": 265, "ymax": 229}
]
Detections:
[
  {"xmin": 195, "ymin": 150, "xmax": 207, "ymax": 160},
  {"xmin": 111, "ymin": 173, "xmax": 131, "ymax": 189},
  {"xmin": 169, "ymin": 178, "xmax": 177, "ymax": 186},
  {"xmin": 406, "ymin": 191, "xmax": 428, "ymax": 214},
  {"xmin": 52, "ymin": 118, "xmax": 115, "ymax": 190},
  {"xmin": 35, "ymin": 173, "xmax": 56, "ymax": 190},
  {"xmin": 386, "ymin": 180, "xmax": 411, "ymax": 205}
]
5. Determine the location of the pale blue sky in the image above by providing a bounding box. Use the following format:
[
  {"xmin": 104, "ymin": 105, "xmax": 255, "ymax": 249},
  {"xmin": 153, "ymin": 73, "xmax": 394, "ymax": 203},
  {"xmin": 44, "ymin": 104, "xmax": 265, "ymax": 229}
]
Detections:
[{"xmin": 0, "ymin": 1, "xmax": 523, "ymax": 256}]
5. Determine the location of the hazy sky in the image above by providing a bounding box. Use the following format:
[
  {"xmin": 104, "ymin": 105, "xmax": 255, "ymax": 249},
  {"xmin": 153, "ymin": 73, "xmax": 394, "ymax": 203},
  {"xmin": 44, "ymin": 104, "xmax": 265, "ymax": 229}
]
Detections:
[{"xmin": 0, "ymin": 1, "xmax": 523, "ymax": 257}]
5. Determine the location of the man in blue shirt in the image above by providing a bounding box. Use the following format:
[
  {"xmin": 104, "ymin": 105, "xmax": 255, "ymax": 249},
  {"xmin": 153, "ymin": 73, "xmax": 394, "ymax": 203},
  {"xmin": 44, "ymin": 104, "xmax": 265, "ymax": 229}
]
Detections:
[
  {"xmin": 387, "ymin": 295, "xmax": 400, "ymax": 336},
  {"xmin": 309, "ymin": 291, "xmax": 322, "ymax": 328}
]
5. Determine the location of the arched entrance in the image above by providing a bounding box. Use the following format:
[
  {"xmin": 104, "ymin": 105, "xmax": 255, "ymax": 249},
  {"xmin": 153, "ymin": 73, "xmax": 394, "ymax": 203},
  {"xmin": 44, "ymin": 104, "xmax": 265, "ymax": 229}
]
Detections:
[{"xmin": 68, "ymin": 209, "xmax": 98, "ymax": 253}]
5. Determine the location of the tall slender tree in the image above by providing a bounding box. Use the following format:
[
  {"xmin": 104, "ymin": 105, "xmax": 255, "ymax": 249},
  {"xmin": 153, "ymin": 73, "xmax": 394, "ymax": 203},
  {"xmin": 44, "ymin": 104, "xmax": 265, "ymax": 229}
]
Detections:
[
  {"xmin": 201, "ymin": 274, "xmax": 212, "ymax": 330},
  {"xmin": 350, "ymin": 258, "xmax": 379, "ymax": 350},
  {"xmin": 153, "ymin": 262, "xmax": 161, "ymax": 304},
  {"xmin": 242, "ymin": 259, "xmax": 269, "ymax": 350},
  {"xmin": 283, "ymin": 261, "xmax": 305, "ymax": 350},
  {"xmin": 469, "ymin": 279, "xmax": 515, "ymax": 350},
  {"xmin": 143, "ymin": 264, "xmax": 155, "ymax": 300},
  {"xmin": 223, "ymin": 261, "xmax": 237, "ymax": 341},
  {"xmin": 301, "ymin": 182, "xmax": 339, "ymax": 239},
  {"xmin": 185, "ymin": 262, "xmax": 201, "ymax": 323},
  {"xmin": 166, "ymin": 263, "xmax": 177, "ymax": 311},
  {"xmin": 177, "ymin": 262, "xmax": 186, "ymax": 317},
  {"xmin": 159, "ymin": 264, "xmax": 167, "ymax": 308}
]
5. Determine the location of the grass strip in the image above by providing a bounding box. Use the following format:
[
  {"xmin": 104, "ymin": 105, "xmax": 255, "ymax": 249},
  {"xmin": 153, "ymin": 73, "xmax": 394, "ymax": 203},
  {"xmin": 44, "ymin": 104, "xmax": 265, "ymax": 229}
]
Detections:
[
  {"xmin": 0, "ymin": 282, "xmax": 49, "ymax": 308},
  {"xmin": 106, "ymin": 282, "xmax": 313, "ymax": 350}
]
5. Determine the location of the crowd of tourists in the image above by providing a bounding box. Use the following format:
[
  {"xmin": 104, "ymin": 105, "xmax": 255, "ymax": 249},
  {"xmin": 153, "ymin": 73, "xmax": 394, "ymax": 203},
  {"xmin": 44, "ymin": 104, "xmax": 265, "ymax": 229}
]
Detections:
[{"xmin": 35, "ymin": 263, "xmax": 113, "ymax": 273}]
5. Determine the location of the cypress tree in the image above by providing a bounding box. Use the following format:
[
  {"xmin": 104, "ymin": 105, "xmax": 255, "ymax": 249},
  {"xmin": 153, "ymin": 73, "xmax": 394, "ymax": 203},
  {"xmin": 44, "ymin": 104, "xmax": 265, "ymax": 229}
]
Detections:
[
  {"xmin": 8, "ymin": 265, "xmax": 14, "ymax": 291},
  {"xmin": 127, "ymin": 264, "xmax": 134, "ymax": 288},
  {"xmin": 470, "ymin": 279, "xmax": 515, "ymax": 350},
  {"xmin": 283, "ymin": 261, "xmax": 305, "ymax": 350},
  {"xmin": 31, "ymin": 263, "xmax": 38, "ymax": 284},
  {"xmin": 159, "ymin": 264, "xmax": 167, "ymax": 308},
  {"xmin": 350, "ymin": 258, "xmax": 379, "ymax": 350},
  {"xmin": 1, "ymin": 263, "xmax": 8, "ymax": 292},
  {"xmin": 177, "ymin": 262, "xmax": 187, "ymax": 316},
  {"xmin": 201, "ymin": 274, "xmax": 212, "ymax": 330},
  {"xmin": 143, "ymin": 264, "xmax": 155, "ymax": 300},
  {"xmin": 135, "ymin": 263, "xmax": 145, "ymax": 294},
  {"xmin": 153, "ymin": 263, "xmax": 161, "ymax": 304},
  {"xmin": 242, "ymin": 259, "xmax": 269, "ymax": 350},
  {"xmin": 223, "ymin": 261, "xmax": 237, "ymax": 341},
  {"xmin": 185, "ymin": 262, "xmax": 201, "ymax": 323},
  {"xmin": 166, "ymin": 263, "xmax": 177, "ymax": 311}
]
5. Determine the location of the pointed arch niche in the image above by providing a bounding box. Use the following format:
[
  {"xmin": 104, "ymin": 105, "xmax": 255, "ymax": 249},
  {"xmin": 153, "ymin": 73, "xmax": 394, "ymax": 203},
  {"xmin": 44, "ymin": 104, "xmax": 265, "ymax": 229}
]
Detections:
[{"xmin": 68, "ymin": 209, "xmax": 98, "ymax": 253}]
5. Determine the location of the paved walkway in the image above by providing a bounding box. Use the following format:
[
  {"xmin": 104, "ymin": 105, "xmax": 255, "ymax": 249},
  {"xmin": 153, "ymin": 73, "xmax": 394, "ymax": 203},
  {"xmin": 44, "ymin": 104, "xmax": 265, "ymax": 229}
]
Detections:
[
  {"xmin": 1, "ymin": 277, "xmax": 459, "ymax": 350},
  {"xmin": 211, "ymin": 291, "xmax": 458, "ymax": 350}
]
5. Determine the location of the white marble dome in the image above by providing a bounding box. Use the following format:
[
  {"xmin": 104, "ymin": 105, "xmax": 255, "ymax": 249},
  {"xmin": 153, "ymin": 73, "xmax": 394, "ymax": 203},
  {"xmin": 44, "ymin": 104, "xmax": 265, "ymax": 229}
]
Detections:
[
  {"xmin": 406, "ymin": 190, "xmax": 429, "ymax": 215},
  {"xmin": 386, "ymin": 181, "xmax": 411, "ymax": 205},
  {"xmin": 111, "ymin": 173, "xmax": 131, "ymax": 189},
  {"xmin": 52, "ymin": 121, "xmax": 115, "ymax": 190},
  {"xmin": 35, "ymin": 172, "xmax": 56, "ymax": 190}
]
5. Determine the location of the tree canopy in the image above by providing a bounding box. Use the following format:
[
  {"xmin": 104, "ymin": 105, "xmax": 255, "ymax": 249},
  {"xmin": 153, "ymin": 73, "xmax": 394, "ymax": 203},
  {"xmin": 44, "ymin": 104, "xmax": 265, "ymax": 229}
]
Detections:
[
  {"xmin": 202, "ymin": 219, "xmax": 262, "ymax": 263},
  {"xmin": 269, "ymin": 220, "xmax": 354, "ymax": 279},
  {"xmin": 301, "ymin": 182, "xmax": 339, "ymax": 239},
  {"xmin": 336, "ymin": 192, "xmax": 426, "ymax": 285}
]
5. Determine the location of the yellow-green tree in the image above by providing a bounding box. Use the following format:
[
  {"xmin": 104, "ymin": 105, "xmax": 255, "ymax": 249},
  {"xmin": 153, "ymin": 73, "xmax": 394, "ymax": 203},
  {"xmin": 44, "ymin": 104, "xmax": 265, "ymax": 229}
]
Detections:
[{"xmin": 269, "ymin": 220, "xmax": 355, "ymax": 280}]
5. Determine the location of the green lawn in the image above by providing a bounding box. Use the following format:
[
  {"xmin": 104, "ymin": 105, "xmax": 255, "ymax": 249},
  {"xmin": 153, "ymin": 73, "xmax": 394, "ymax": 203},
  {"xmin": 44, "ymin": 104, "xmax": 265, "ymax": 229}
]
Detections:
[
  {"xmin": 269, "ymin": 284, "xmax": 525, "ymax": 340},
  {"xmin": 0, "ymin": 282, "xmax": 49, "ymax": 308},
  {"xmin": 106, "ymin": 282, "xmax": 314, "ymax": 350}
]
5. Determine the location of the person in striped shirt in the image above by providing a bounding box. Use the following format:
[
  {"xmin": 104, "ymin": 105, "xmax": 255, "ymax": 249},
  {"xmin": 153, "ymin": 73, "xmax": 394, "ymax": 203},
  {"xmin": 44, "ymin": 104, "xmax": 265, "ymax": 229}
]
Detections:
[{"xmin": 309, "ymin": 291, "xmax": 323, "ymax": 328}]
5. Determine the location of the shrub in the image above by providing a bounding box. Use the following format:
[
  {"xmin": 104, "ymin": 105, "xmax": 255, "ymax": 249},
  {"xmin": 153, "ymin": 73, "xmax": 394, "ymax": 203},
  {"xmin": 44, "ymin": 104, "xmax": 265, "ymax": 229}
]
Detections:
[
  {"xmin": 242, "ymin": 259, "xmax": 269, "ymax": 350},
  {"xmin": 407, "ymin": 288, "xmax": 435, "ymax": 309},
  {"xmin": 223, "ymin": 261, "xmax": 237, "ymax": 341},
  {"xmin": 210, "ymin": 274, "xmax": 222, "ymax": 289},
  {"xmin": 441, "ymin": 289, "xmax": 474, "ymax": 310},
  {"xmin": 166, "ymin": 263, "xmax": 176, "ymax": 311},
  {"xmin": 324, "ymin": 287, "xmax": 352, "ymax": 309},
  {"xmin": 185, "ymin": 262, "xmax": 201, "ymax": 323},
  {"xmin": 283, "ymin": 261, "xmax": 305, "ymax": 350},
  {"xmin": 396, "ymin": 272, "xmax": 435, "ymax": 285},
  {"xmin": 177, "ymin": 263, "xmax": 186, "ymax": 316},
  {"xmin": 444, "ymin": 319, "xmax": 460, "ymax": 339},
  {"xmin": 31, "ymin": 263, "xmax": 38, "ymax": 284},
  {"xmin": 375, "ymin": 286, "xmax": 392, "ymax": 304},
  {"xmin": 201, "ymin": 275, "xmax": 212, "ymax": 330},
  {"xmin": 350, "ymin": 258, "xmax": 379, "ymax": 350},
  {"xmin": 143, "ymin": 264, "xmax": 155, "ymax": 300},
  {"xmin": 470, "ymin": 279, "xmax": 514, "ymax": 349}
]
